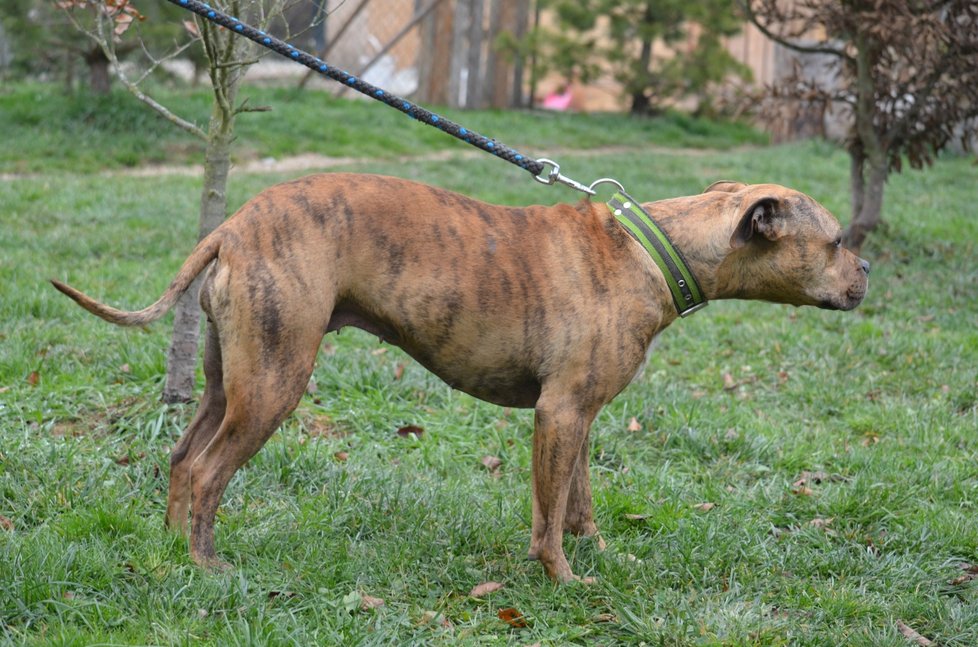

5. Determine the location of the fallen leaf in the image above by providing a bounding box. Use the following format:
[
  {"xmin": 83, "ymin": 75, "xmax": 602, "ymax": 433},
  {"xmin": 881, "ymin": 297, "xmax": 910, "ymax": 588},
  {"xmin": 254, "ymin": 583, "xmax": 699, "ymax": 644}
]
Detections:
[
  {"xmin": 396, "ymin": 424, "xmax": 424, "ymax": 438},
  {"xmin": 627, "ymin": 416, "xmax": 642, "ymax": 432},
  {"xmin": 481, "ymin": 455, "xmax": 502, "ymax": 473},
  {"xmin": 420, "ymin": 610, "xmax": 452, "ymax": 628},
  {"xmin": 26, "ymin": 371, "xmax": 40, "ymax": 386},
  {"xmin": 360, "ymin": 594, "xmax": 385, "ymax": 610},
  {"xmin": 792, "ymin": 486, "xmax": 814, "ymax": 496},
  {"xmin": 777, "ymin": 370, "xmax": 789, "ymax": 385},
  {"xmin": 724, "ymin": 428, "xmax": 739, "ymax": 441},
  {"xmin": 469, "ymin": 581, "xmax": 504, "ymax": 597},
  {"xmin": 0, "ymin": 515, "xmax": 13, "ymax": 531},
  {"xmin": 896, "ymin": 620, "xmax": 934, "ymax": 646},
  {"xmin": 197, "ymin": 609, "xmax": 209, "ymax": 618},
  {"xmin": 62, "ymin": 591, "xmax": 75, "ymax": 600},
  {"xmin": 623, "ymin": 513, "xmax": 649, "ymax": 521},
  {"xmin": 371, "ymin": 347, "xmax": 388, "ymax": 356},
  {"xmin": 722, "ymin": 372, "xmax": 737, "ymax": 390},
  {"xmin": 119, "ymin": 363, "xmax": 131, "ymax": 374},
  {"xmin": 949, "ymin": 573, "xmax": 978, "ymax": 586},
  {"xmin": 593, "ymin": 612, "xmax": 617, "ymax": 623},
  {"xmin": 306, "ymin": 378, "xmax": 317, "ymax": 394},
  {"xmin": 809, "ymin": 517, "xmax": 834, "ymax": 529},
  {"xmin": 861, "ymin": 433, "xmax": 880, "ymax": 446},
  {"xmin": 693, "ymin": 502, "xmax": 715, "ymax": 512},
  {"xmin": 792, "ymin": 471, "xmax": 831, "ymax": 487},
  {"xmin": 394, "ymin": 363, "xmax": 405, "ymax": 380},
  {"xmin": 497, "ymin": 607, "xmax": 527, "ymax": 628},
  {"xmin": 334, "ymin": 451, "xmax": 349, "ymax": 462},
  {"xmin": 0, "ymin": 386, "xmax": 9, "ymax": 393}
]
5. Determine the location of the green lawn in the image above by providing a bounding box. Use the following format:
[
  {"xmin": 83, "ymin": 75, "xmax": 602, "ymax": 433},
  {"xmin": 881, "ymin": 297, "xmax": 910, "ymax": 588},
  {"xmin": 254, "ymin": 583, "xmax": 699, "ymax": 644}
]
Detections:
[
  {"xmin": 0, "ymin": 94, "xmax": 976, "ymax": 645},
  {"xmin": 0, "ymin": 83, "xmax": 765, "ymax": 174}
]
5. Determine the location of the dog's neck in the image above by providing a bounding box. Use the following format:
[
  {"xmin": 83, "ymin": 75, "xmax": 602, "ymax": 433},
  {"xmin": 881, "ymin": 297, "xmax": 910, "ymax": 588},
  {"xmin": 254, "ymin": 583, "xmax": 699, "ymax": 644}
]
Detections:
[{"xmin": 640, "ymin": 196, "xmax": 742, "ymax": 303}]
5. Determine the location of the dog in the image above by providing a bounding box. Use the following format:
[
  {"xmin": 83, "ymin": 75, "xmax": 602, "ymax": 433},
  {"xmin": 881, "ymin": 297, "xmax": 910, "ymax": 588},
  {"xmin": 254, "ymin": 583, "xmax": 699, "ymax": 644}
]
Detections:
[{"xmin": 52, "ymin": 173, "xmax": 869, "ymax": 582}]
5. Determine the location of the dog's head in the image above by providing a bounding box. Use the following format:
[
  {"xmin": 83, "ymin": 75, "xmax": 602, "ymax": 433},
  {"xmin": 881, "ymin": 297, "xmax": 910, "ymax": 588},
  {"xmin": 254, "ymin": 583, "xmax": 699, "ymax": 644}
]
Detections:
[{"xmin": 705, "ymin": 181, "xmax": 869, "ymax": 311}]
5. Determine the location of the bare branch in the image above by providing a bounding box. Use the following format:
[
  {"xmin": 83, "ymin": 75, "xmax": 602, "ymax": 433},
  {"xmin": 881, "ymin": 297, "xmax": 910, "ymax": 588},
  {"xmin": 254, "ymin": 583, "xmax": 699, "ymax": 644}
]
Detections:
[
  {"xmin": 60, "ymin": 2, "xmax": 206, "ymax": 139},
  {"xmin": 737, "ymin": 0, "xmax": 851, "ymax": 59}
]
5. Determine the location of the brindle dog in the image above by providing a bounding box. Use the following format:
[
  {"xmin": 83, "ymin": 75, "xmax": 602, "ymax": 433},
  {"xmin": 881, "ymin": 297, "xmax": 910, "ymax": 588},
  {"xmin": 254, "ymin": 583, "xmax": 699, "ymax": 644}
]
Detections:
[{"xmin": 52, "ymin": 174, "xmax": 868, "ymax": 582}]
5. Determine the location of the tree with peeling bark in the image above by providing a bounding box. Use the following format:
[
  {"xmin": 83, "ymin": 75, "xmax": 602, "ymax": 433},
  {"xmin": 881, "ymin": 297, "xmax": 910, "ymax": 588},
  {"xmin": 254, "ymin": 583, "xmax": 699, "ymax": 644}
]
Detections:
[
  {"xmin": 742, "ymin": 0, "xmax": 978, "ymax": 252},
  {"xmin": 61, "ymin": 0, "xmax": 291, "ymax": 402}
]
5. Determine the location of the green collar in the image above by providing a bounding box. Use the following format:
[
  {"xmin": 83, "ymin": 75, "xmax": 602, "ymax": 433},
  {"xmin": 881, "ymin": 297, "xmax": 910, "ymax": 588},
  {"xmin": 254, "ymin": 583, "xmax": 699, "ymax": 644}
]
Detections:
[{"xmin": 607, "ymin": 191, "xmax": 708, "ymax": 317}]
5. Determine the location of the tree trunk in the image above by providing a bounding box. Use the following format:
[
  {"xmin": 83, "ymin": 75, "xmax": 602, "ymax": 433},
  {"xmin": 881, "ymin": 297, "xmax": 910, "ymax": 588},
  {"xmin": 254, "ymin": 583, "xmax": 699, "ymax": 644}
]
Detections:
[
  {"xmin": 629, "ymin": 36, "xmax": 654, "ymax": 115},
  {"xmin": 417, "ymin": 0, "xmax": 454, "ymax": 104},
  {"xmin": 161, "ymin": 116, "xmax": 234, "ymax": 403},
  {"xmin": 843, "ymin": 36, "xmax": 887, "ymax": 253},
  {"xmin": 85, "ymin": 45, "xmax": 111, "ymax": 95},
  {"xmin": 629, "ymin": 4, "xmax": 655, "ymax": 115},
  {"xmin": 844, "ymin": 155, "xmax": 886, "ymax": 253},
  {"xmin": 486, "ymin": 0, "xmax": 517, "ymax": 108},
  {"xmin": 162, "ymin": 19, "xmax": 241, "ymax": 404},
  {"xmin": 510, "ymin": 0, "xmax": 530, "ymax": 107},
  {"xmin": 448, "ymin": 0, "xmax": 470, "ymax": 107},
  {"xmin": 465, "ymin": 0, "xmax": 485, "ymax": 108}
]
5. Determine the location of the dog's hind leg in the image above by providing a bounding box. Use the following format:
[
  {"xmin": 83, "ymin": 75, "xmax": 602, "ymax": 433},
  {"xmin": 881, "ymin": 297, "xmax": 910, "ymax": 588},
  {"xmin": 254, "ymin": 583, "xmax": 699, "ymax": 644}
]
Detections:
[
  {"xmin": 164, "ymin": 323, "xmax": 226, "ymax": 536},
  {"xmin": 185, "ymin": 305, "xmax": 324, "ymax": 569}
]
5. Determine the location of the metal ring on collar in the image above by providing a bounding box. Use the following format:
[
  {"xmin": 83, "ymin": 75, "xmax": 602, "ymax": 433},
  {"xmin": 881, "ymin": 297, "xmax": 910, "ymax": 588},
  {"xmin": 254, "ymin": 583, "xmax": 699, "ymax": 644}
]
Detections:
[{"xmin": 588, "ymin": 177, "xmax": 626, "ymax": 194}]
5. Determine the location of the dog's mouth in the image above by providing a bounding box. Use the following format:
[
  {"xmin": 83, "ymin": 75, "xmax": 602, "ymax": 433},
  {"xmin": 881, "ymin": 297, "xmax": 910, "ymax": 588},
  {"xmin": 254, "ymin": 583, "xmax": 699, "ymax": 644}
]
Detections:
[{"xmin": 818, "ymin": 284, "xmax": 867, "ymax": 311}]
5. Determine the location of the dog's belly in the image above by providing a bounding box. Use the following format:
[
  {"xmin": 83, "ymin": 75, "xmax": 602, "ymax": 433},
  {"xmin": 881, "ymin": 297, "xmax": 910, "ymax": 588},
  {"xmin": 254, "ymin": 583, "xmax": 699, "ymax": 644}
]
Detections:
[{"xmin": 326, "ymin": 302, "xmax": 542, "ymax": 408}]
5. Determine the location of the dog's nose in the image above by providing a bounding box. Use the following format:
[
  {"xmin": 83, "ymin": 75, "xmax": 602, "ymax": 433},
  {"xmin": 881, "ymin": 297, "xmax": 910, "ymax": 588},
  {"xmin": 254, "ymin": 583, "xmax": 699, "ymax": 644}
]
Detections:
[{"xmin": 859, "ymin": 258, "xmax": 870, "ymax": 274}]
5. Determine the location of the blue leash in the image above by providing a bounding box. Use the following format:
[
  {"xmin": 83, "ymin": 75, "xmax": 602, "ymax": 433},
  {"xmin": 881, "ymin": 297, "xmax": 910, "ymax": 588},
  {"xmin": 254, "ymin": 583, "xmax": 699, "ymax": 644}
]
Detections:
[{"xmin": 166, "ymin": 0, "xmax": 596, "ymax": 194}]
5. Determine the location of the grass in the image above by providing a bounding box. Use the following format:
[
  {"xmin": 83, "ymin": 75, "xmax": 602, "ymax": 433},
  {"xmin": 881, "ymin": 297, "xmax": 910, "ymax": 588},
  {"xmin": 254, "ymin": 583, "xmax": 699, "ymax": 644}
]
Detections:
[
  {"xmin": 0, "ymin": 82, "xmax": 765, "ymax": 174},
  {"xmin": 1, "ymin": 90, "xmax": 977, "ymax": 644}
]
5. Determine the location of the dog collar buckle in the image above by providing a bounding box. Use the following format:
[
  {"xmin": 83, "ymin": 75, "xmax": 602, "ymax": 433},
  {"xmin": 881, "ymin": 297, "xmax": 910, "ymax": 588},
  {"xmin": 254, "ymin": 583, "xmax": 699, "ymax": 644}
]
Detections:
[{"xmin": 606, "ymin": 191, "xmax": 708, "ymax": 318}]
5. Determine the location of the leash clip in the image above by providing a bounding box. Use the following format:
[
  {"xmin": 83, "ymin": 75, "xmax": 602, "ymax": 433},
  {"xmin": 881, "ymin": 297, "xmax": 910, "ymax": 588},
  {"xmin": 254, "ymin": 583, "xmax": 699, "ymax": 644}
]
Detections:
[{"xmin": 533, "ymin": 158, "xmax": 597, "ymax": 196}]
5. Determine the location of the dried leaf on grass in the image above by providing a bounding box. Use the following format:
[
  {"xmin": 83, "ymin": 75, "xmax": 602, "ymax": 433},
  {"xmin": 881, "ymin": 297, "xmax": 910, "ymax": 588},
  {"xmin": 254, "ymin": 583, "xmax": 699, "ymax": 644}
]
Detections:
[
  {"xmin": 26, "ymin": 371, "xmax": 40, "ymax": 386},
  {"xmin": 627, "ymin": 417, "xmax": 642, "ymax": 432},
  {"xmin": 420, "ymin": 610, "xmax": 452, "ymax": 628},
  {"xmin": 469, "ymin": 581, "xmax": 504, "ymax": 597},
  {"xmin": 396, "ymin": 425, "xmax": 424, "ymax": 438},
  {"xmin": 360, "ymin": 594, "xmax": 385, "ymax": 610},
  {"xmin": 949, "ymin": 562, "xmax": 978, "ymax": 586},
  {"xmin": 623, "ymin": 513, "xmax": 649, "ymax": 521},
  {"xmin": 497, "ymin": 607, "xmax": 527, "ymax": 628},
  {"xmin": 722, "ymin": 372, "xmax": 737, "ymax": 390},
  {"xmin": 0, "ymin": 515, "xmax": 13, "ymax": 531},
  {"xmin": 481, "ymin": 455, "xmax": 502, "ymax": 475},
  {"xmin": 896, "ymin": 620, "xmax": 934, "ymax": 646},
  {"xmin": 693, "ymin": 502, "xmax": 716, "ymax": 512},
  {"xmin": 333, "ymin": 451, "xmax": 349, "ymax": 462}
]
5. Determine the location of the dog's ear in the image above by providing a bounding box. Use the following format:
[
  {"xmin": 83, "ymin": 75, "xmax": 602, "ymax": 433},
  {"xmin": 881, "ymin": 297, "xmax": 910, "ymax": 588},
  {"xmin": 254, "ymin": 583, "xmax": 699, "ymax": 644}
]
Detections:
[
  {"xmin": 729, "ymin": 196, "xmax": 783, "ymax": 249},
  {"xmin": 704, "ymin": 180, "xmax": 747, "ymax": 194}
]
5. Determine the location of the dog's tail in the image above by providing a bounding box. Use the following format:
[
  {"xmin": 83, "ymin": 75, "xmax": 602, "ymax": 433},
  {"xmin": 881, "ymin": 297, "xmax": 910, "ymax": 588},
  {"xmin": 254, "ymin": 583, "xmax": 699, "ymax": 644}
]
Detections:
[{"xmin": 51, "ymin": 232, "xmax": 223, "ymax": 327}]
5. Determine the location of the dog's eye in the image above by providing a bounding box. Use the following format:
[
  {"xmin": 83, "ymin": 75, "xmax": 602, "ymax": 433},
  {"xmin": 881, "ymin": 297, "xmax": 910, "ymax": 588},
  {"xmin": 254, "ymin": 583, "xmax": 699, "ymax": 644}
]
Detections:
[{"xmin": 833, "ymin": 236, "xmax": 843, "ymax": 249}]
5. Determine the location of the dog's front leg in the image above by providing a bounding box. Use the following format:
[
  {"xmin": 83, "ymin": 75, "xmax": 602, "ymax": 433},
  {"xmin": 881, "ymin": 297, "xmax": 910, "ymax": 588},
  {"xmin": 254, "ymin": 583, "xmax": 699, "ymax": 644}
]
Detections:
[
  {"xmin": 528, "ymin": 392, "xmax": 598, "ymax": 582},
  {"xmin": 563, "ymin": 429, "xmax": 606, "ymax": 550}
]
